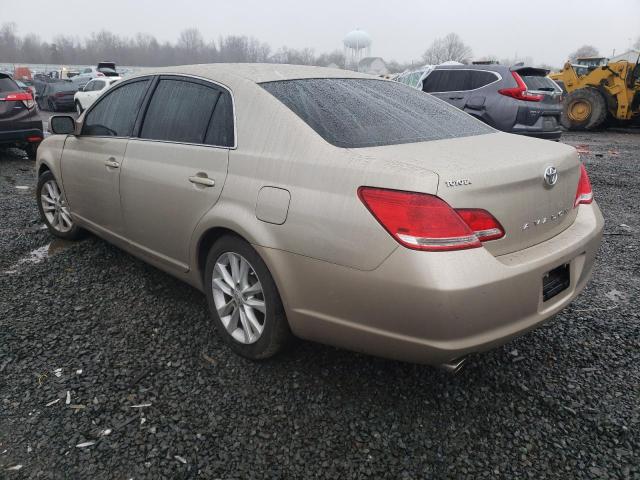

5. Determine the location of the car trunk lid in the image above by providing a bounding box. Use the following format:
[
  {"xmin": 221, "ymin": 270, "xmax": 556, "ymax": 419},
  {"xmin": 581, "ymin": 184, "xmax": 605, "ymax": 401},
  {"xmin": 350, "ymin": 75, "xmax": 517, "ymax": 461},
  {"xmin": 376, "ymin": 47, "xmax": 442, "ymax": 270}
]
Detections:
[{"xmin": 352, "ymin": 132, "xmax": 580, "ymax": 256}]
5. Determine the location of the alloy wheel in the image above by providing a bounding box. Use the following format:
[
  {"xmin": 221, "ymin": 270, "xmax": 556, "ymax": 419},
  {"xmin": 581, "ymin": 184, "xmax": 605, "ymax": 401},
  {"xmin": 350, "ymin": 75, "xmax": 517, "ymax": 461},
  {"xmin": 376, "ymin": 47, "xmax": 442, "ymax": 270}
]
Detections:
[
  {"xmin": 40, "ymin": 180, "xmax": 73, "ymax": 233},
  {"xmin": 211, "ymin": 252, "xmax": 266, "ymax": 344}
]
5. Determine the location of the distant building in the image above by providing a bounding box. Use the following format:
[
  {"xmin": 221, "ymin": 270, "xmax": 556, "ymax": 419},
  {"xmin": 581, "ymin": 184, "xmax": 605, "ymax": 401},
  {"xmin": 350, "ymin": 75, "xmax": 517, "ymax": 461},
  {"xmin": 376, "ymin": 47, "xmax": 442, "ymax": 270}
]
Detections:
[
  {"xmin": 358, "ymin": 57, "xmax": 388, "ymax": 75},
  {"xmin": 609, "ymin": 50, "xmax": 640, "ymax": 63}
]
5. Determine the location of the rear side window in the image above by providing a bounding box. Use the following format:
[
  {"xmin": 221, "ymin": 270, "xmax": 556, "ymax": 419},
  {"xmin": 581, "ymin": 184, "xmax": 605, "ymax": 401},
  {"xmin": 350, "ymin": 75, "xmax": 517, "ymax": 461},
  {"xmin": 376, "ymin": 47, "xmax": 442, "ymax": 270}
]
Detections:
[
  {"xmin": 0, "ymin": 76, "xmax": 19, "ymax": 93},
  {"xmin": 140, "ymin": 79, "xmax": 222, "ymax": 144},
  {"xmin": 92, "ymin": 80, "xmax": 106, "ymax": 90},
  {"xmin": 83, "ymin": 79, "xmax": 150, "ymax": 137},
  {"xmin": 261, "ymin": 78, "xmax": 492, "ymax": 148},
  {"xmin": 204, "ymin": 91, "xmax": 234, "ymax": 147},
  {"xmin": 467, "ymin": 71, "xmax": 499, "ymax": 89},
  {"xmin": 520, "ymin": 75, "xmax": 559, "ymax": 92},
  {"xmin": 422, "ymin": 70, "xmax": 469, "ymax": 93}
]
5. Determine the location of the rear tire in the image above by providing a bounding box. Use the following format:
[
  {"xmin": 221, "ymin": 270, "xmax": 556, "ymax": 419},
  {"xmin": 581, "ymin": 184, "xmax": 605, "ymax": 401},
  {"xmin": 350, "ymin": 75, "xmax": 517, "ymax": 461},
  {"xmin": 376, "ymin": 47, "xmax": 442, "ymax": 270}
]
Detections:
[
  {"xmin": 561, "ymin": 88, "xmax": 607, "ymax": 131},
  {"xmin": 204, "ymin": 234, "xmax": 292, "ymax": 360}
]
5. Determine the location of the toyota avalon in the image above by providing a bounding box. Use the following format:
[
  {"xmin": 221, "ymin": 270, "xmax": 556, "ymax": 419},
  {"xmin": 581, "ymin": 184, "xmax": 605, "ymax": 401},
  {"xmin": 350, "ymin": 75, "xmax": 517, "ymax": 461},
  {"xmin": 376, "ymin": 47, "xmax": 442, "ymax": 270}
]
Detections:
[{"xmin": 35, "ymin": 64, "xmax": 603, "ymax": 369}]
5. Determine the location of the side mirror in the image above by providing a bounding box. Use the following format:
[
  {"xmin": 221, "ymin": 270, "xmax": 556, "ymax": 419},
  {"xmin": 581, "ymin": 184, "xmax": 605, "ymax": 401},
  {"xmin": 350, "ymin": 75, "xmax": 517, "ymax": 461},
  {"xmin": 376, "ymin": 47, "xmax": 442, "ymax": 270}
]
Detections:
[{"xmin": 49, "ymin": 115, "xmax": 76, "ymax": 135}]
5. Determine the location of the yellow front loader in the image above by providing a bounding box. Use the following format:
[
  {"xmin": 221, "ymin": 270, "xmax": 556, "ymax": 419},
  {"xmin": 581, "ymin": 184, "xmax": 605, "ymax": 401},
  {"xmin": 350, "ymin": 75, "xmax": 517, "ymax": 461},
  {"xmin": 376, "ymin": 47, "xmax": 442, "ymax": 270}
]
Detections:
[{"xmin": 549, "ymin": 59, "xmax": 640, "ymax": 130}]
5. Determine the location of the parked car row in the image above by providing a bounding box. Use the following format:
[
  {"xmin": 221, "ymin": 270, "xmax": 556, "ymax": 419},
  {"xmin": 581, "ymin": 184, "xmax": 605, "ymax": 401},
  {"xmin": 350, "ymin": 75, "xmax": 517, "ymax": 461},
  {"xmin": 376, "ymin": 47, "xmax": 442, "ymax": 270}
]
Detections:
[{"xmin": 36, "ymin": 64, "xmax": 602, "ymax": 369}]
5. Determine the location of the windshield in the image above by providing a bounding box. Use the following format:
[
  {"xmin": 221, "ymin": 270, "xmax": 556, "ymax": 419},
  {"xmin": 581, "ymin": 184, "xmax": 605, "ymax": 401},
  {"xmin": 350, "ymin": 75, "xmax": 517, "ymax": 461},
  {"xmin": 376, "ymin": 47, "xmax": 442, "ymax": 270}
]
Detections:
[{"xmin": 261, "ymin": 78, "xmax": 493, "ymax": 148}]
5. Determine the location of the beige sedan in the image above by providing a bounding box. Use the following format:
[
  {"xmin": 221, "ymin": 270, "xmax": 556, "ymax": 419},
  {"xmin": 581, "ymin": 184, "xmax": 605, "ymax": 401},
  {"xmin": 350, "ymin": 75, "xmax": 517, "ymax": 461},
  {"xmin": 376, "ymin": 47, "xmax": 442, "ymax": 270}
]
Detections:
[{"xmin": 36, "ymin": 64, "xmax": 603, "ymax": 370}]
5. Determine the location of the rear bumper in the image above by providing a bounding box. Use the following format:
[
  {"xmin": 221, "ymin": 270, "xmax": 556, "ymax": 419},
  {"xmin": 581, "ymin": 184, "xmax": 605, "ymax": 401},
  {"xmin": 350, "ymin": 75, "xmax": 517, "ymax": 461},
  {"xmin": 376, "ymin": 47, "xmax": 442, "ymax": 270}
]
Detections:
[
  {"xmin": 516, "ymin": 129, "xmax": 563, "ymax": 140},
  {"xmin": 511, "ymin": 113, "xmax": 562, "ymax": 140},
  {"xmin": 259, "ymin": 202, "xmax": 604, "ymax": 365},
  {"xmin": 0, "ymin": 124, "xmax": 44, "ymax": 145}
]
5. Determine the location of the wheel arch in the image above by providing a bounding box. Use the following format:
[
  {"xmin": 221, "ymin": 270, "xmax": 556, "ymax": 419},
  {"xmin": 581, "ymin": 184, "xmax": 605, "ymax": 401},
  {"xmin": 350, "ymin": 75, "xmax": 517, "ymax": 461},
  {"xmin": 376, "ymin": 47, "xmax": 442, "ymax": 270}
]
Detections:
[
  {"xmin": 196, "ymin": 226, "xmax": 240, "ymax": 284},
  {"xmin": 37, "ymin": 162, "xmax": 51, "ymax": 177},
  {"xmin": 192, "ymin": 222, "xmax": 291, "ymax": 313}
]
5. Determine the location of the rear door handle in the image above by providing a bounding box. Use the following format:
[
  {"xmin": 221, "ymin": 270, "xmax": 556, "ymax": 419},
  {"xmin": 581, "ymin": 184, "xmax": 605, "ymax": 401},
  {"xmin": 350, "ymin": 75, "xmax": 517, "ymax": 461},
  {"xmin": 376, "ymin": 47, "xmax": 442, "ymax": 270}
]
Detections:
[
  {"xmin": 104, "ymin": 159, "xmax": 120, "ymax": 168},
  {"xmin": 188, "ymin": 175, "xmax": 215, "ymax": 187}
]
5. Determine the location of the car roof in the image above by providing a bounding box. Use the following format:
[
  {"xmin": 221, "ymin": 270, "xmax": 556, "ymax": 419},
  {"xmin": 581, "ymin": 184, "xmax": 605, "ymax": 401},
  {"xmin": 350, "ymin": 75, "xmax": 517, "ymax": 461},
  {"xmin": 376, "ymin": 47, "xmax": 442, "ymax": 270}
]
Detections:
[
  {"xmin": 434, "ymin": 64, "xmax": 508, "ymax": 72},
  {"xmin": 129, "ymin": 63, "xmax": 374, "ymax": 84}
]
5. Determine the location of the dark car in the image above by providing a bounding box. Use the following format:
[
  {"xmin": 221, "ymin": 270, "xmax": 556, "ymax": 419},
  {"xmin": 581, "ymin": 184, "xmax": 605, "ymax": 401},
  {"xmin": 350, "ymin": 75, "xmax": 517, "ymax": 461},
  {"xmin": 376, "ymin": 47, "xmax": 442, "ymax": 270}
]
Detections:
[
  {"xmin": 38, "ymin": 82, "xmax": 78, "ymax": 112},
  {"xmin": 421, "ymin": 64, "xmax": 563, "ymax": 140},
  {"xmin": 0, "ymin": 72, "xmax": 43, "ymax": 159}
]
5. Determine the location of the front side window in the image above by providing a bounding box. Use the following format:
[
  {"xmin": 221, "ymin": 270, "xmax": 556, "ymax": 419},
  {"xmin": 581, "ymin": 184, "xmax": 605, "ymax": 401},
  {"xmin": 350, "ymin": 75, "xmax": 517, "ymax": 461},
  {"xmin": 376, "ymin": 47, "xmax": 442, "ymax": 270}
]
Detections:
[
  {"xmin": 140, "ymin": 78, "xmax": 231, "ymax": 146},
  {"xmin": 83, "ymin": 79, "xmax": 150, "ymax": 137},
  {"xmin": 261, "ymin": 78, "xmax": 492, "ymax": 148},
  {"xmin": 92, "ymin": 80, "xmax": 106, "ymax": 91}
]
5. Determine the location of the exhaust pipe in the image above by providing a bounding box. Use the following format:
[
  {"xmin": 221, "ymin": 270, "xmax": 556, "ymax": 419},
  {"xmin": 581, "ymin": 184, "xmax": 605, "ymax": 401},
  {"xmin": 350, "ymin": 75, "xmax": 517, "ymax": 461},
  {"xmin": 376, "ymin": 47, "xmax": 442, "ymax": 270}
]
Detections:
[{"xmin": 438, "ymin": 356, "xmax": 468, "ymax": 374}]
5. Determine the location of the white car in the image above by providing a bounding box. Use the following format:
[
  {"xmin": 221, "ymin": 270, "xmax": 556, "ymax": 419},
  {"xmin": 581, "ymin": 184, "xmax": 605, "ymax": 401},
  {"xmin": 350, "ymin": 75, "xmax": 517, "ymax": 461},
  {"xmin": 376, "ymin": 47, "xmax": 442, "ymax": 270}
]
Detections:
[
  {"xmin": 73, "ymin": 77, "xmax": 121, "ymax": 114},
  {"xmin": 72, "ymin": 63, "xmax": 119, "ymax": 89}
]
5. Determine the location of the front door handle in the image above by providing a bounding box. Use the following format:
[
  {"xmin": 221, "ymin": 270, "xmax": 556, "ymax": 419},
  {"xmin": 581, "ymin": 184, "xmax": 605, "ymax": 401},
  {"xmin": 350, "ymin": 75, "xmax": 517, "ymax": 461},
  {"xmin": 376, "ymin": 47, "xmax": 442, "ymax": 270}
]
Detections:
[
  {"xmin": 104, "ymin": 159, "xmax": 120, "ymax": 168},
  {"xmin": 188, "ymin": 175, "xmax": 215, "ymax": 187}
]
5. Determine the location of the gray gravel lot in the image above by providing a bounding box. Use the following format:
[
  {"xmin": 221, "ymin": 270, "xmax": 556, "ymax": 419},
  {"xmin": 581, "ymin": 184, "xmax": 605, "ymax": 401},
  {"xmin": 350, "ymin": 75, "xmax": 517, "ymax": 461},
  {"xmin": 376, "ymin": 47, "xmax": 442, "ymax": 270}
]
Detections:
[{"xmin": 1, "ymin": 131, "xmax": 638, "ymax": 479}]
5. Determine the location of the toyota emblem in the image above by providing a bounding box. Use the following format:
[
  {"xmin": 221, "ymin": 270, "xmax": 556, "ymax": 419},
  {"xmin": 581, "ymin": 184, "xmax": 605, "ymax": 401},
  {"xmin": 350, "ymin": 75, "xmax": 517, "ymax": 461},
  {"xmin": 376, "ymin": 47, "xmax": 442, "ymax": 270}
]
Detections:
[{"xmin": 544, "ymin": 166, "xmax": 558, "ymax": 186}]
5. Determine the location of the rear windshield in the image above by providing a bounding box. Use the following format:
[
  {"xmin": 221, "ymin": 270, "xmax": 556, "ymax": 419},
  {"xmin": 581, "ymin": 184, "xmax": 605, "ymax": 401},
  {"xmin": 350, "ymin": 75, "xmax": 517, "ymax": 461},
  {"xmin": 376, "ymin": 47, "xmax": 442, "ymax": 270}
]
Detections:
[
  {"xmin": 520, "ymin": 75, "xmax": 559, "ymax": 92},
  {"xmin": 0, "ymin": 75, "xmax": 19, "ymax": 93},
  {"xmin": 261, "ymin": 78, "xmax": 493, "ymax": 148}
]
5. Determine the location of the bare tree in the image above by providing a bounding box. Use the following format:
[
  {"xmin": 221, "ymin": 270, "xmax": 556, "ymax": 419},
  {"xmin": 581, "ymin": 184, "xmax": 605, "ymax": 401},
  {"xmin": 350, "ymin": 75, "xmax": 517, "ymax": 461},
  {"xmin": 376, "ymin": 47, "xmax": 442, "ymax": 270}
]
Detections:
[
  {"xmin": 422, "ymin": 33, "xmax": 472, "ymax": 65},
  {"xmin": 568, "ymin": 45, "xmax": 599, "ymax": 63}
]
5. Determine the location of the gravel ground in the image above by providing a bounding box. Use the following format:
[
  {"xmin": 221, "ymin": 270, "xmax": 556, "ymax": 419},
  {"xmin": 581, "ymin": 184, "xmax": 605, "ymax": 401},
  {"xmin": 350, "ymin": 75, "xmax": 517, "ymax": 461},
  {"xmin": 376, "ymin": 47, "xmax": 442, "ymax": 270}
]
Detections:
[{"xmin": 1, "ymin": 131, "xmax": 638, "ymax": 479}]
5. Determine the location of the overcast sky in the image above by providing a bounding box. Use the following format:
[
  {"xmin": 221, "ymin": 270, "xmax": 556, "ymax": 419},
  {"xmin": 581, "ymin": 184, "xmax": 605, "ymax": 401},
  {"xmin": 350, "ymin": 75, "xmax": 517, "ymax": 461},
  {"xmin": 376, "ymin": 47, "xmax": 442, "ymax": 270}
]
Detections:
[{"xmin": 5, "ymin": 0, "xmax": 640, "ymax": 66}]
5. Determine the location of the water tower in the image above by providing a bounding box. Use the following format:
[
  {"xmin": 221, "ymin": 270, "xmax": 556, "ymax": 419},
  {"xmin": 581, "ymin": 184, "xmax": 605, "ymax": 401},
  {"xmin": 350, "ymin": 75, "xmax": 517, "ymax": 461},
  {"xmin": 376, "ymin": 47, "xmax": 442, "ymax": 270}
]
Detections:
[{"xmin": 343, "ymin": 29, "xmax": 371, "ymax": 71}]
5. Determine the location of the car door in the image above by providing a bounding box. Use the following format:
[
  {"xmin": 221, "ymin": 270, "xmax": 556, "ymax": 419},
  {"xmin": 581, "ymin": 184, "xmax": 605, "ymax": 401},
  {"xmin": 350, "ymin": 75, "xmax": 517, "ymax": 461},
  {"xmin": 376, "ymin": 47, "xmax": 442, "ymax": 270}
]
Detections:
[
  {"xmin": 119, "ymin": 76, "xmax": 232, "ymax": 271},
  {"xmin": 89, "ymin": 80, "xmax": 106, "ymax": 102},
  {"xmin": 61, "ymin": 78, "xmax": 151, "ymax": 235}
]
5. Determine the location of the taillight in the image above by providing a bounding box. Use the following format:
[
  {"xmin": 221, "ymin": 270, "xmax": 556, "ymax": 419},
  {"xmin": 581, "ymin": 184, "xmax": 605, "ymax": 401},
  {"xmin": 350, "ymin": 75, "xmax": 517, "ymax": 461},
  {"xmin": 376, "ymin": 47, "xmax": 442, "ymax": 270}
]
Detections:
[
  {"xmin": 358, "ymin": 187, "xmax": 504, "ymax": 252},
  {"xmin": 455, "ymin": 209, "xmax": 505, "ymax": 242},
  {"xmin": 498, "ymin": 72, "xmax": 543, "ymax": 102},
  {"xmin": 574, "ymin": 164, "xmax": 593, "ymax": 207},
  {"xmin": 0, "ymin": 91, "xmax": 35, "ymax": 109}
]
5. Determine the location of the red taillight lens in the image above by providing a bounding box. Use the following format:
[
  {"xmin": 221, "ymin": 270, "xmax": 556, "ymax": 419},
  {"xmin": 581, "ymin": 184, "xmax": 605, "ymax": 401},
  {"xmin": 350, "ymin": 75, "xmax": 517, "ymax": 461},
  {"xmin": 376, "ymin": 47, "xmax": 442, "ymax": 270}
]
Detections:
[
  {"xmin": 574, "ymin": 163, "xmax": 593, "ymax": 207},
  {"xmin": 498, "ymin": 72, "xmax": 543, "ymax": 102},
  {"xmin": 455, "ymin": 209, "xmax": 505, "ymax": 242},
  {"xmin": 0, "ymin": 91, "xmax": 35, "ymax": 109},
  {"xmin": 358, "ymin": 187, "xmax": 503, "ymax": 252},
  {"xmin": 2, "ymin": 91, "xmax": 32, "ymax": 101}
]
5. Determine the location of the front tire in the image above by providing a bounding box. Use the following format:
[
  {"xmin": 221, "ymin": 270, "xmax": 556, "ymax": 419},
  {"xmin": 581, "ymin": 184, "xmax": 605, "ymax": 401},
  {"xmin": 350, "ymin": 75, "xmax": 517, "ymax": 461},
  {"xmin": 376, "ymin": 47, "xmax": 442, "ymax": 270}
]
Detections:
[
  {"xmin": 204, "ymin": 235, "xmax": 291, "ymax": 360},
  {"xmin": 37, "ymin": 171, "xmax": 82, "ymax": 240},
  {"xmin": 561, "ymin": 88, "xmax": 607, "ymax": 131}
]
